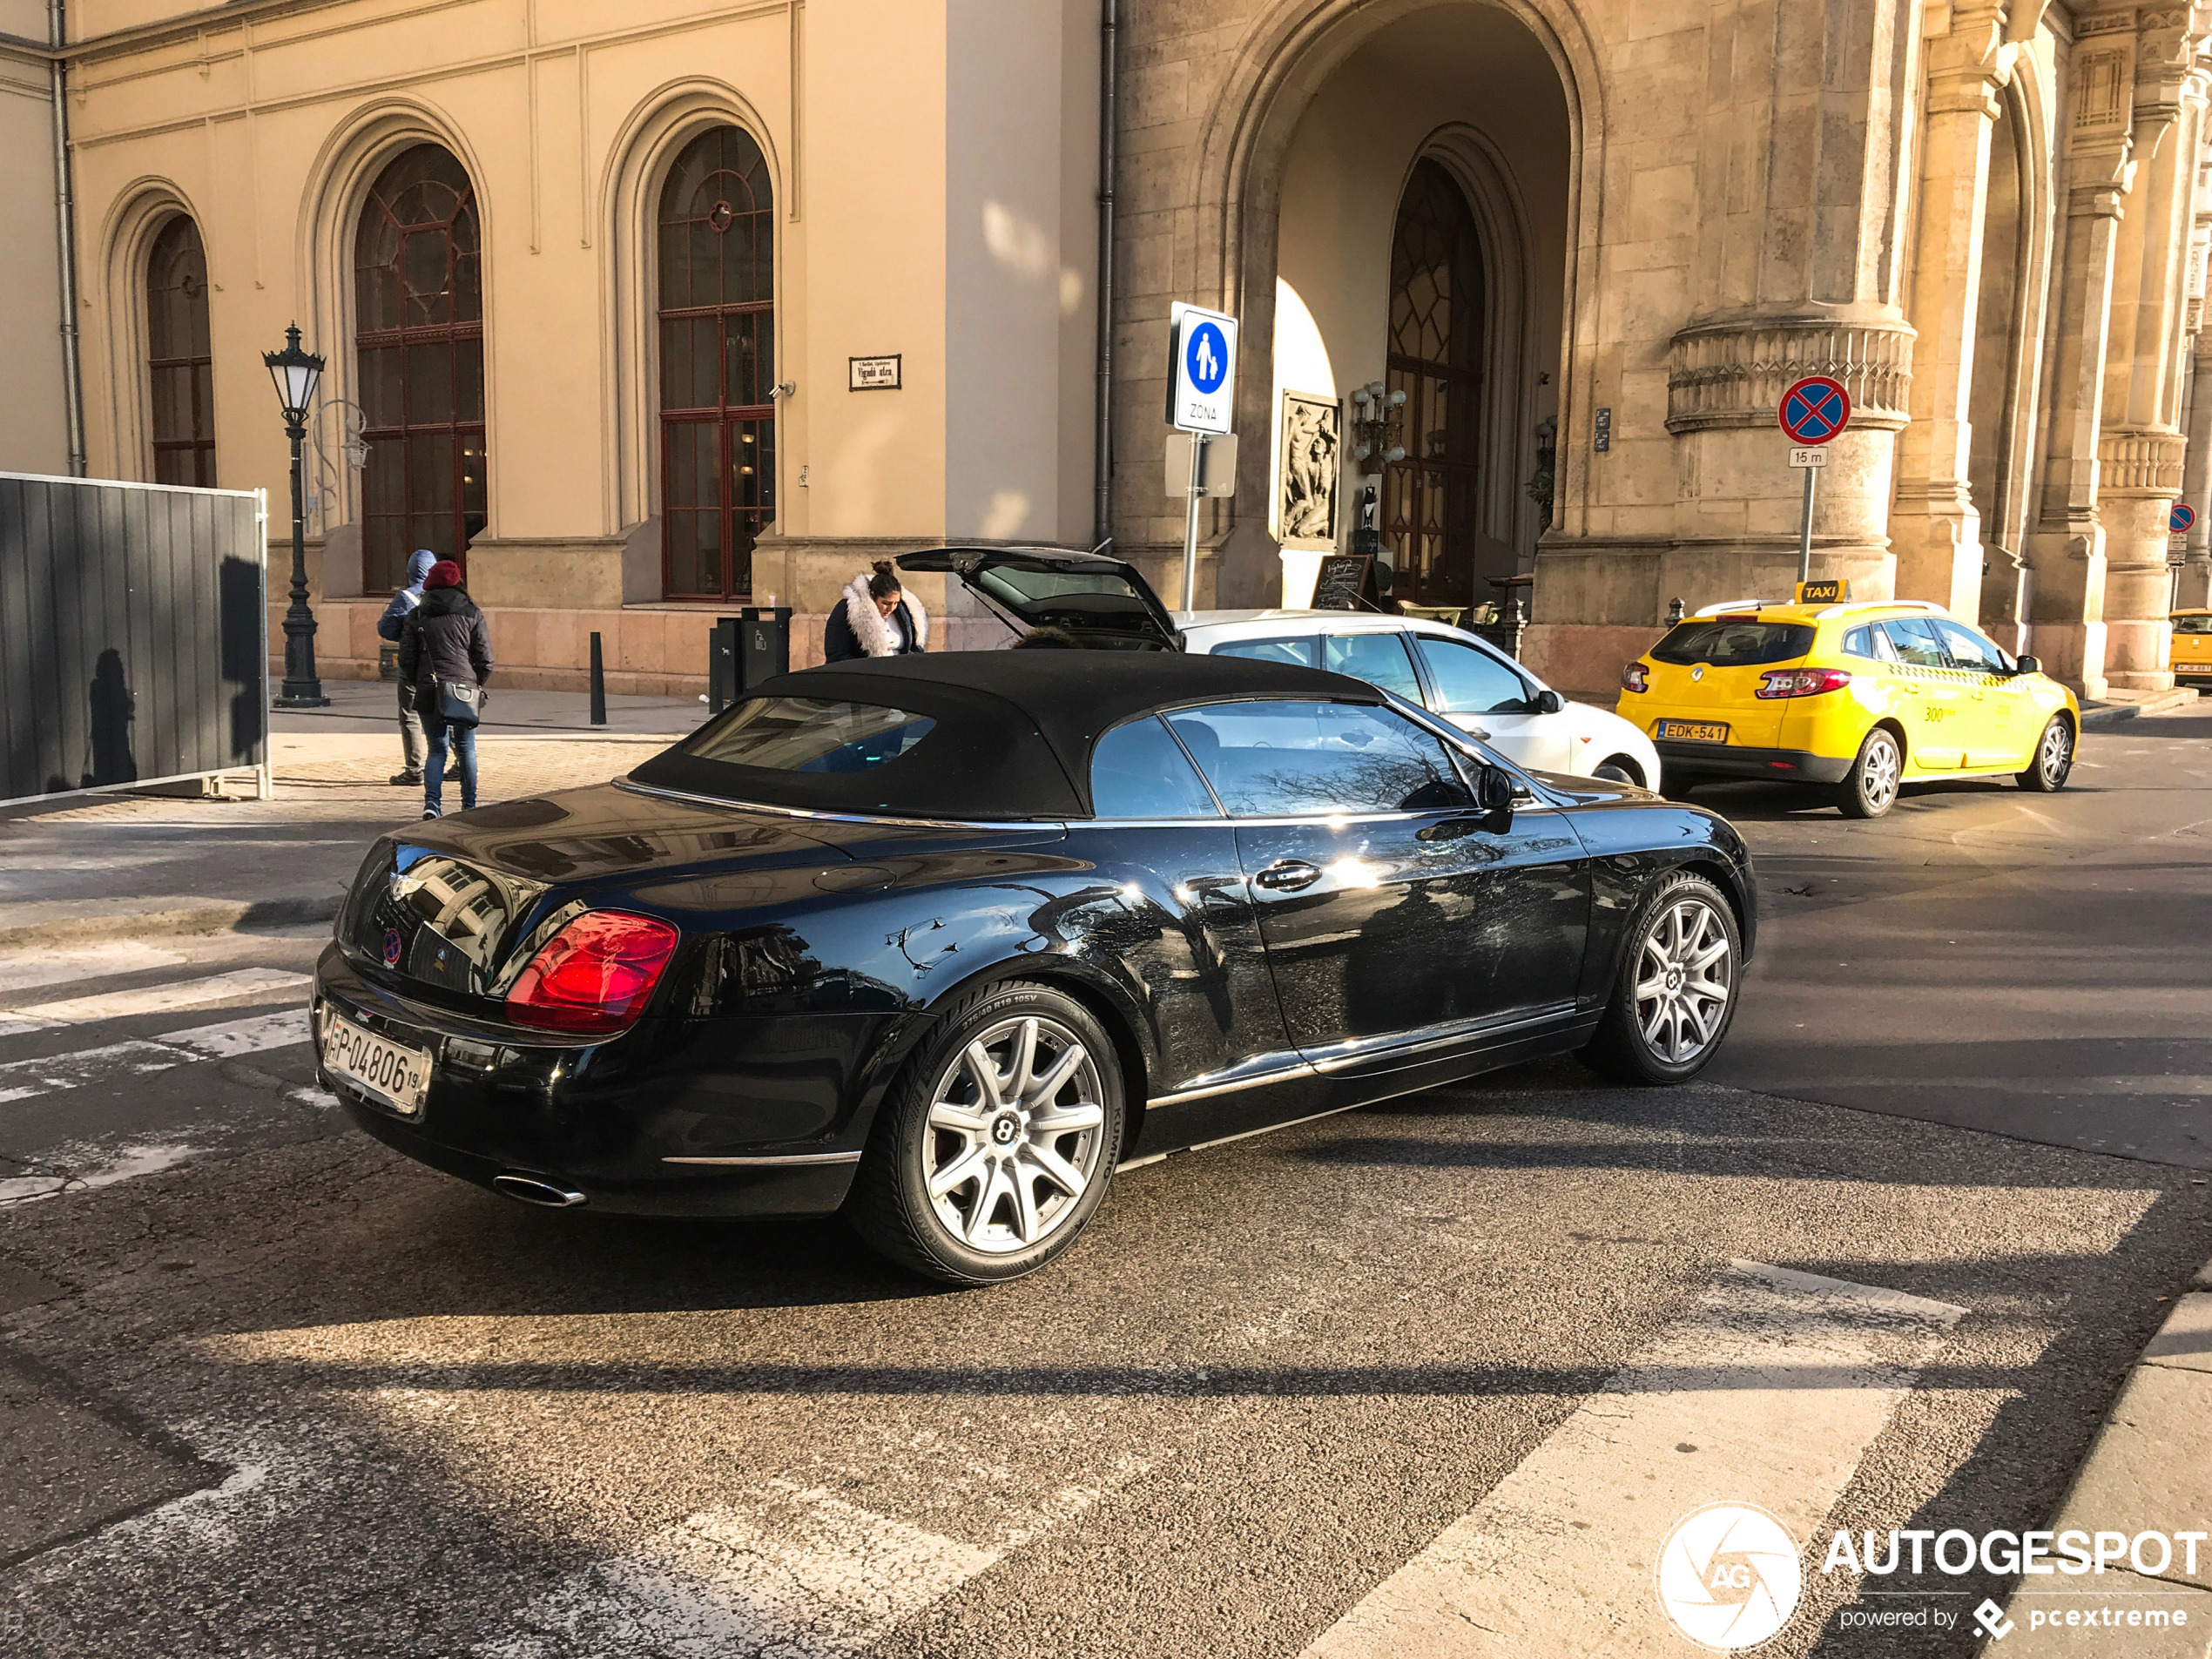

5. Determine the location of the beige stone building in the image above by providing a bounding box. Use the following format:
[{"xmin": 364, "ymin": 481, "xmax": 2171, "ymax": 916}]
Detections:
[{"xmin": 5, "ymin": 0, "xmax": 2211, "ymax": 698}]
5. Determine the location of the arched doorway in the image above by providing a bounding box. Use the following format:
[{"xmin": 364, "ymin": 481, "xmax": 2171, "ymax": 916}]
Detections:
[
  {"xmin": 146, "ymin": 216, "xmax": 216, "ymax": 487},
  {"xmin": 354, "ymin": 143, "xmax": 486, "ymax": 593},
  {"xmin": 657, "ymin": 125, "xmax": 775, "ymax": 601},
  {"xmin": 1383, "ymin": 158, "xmax": 1487, "ymax": 608}
]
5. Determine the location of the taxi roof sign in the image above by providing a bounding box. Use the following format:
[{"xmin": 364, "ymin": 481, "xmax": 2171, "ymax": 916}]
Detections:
[{"xmin": 1795, "ymin": 578, "xmax": 1849, "ymax": 604}]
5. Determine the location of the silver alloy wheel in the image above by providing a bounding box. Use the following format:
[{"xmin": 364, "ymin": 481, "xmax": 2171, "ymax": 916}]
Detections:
[
  {"xmin": 1633, "ymin": 896, "xmax": 1735, "ymax": 1064},
  {"xmin": 2038, "ymin": 718, "xmax": 2071, "ymax": 784},
  {"xmin": 1858, "ymin": 732, "xmax": 1902, "ymax": 812},
  {"xmin": 923, "ymin": 1015, "xmax": 1106, "ymax": 1255}
]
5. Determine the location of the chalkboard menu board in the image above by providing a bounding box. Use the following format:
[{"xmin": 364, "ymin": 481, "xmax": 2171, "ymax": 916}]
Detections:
[{"xmin": 1312, "ymin": 553, "xmax": 1371, "ymax": 611}]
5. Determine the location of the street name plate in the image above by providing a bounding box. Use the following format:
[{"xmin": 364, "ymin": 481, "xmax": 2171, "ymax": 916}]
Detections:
[{"xmin": 848, "ymin": 354, "xmax": 901, "ymax": 391}]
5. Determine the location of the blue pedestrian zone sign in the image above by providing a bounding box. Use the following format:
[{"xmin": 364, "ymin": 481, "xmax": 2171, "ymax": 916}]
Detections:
[
  {"xmin": 1168, "ymin": 302, "xmax": 1238, "ymax": 434},
  {"xmin": 1778, "ymin": 375, "xmax": 1851, "ymax": 446},
  {"xmin": 2171, "ymin": 502, "xmax": 2196, "ymax": 536}
]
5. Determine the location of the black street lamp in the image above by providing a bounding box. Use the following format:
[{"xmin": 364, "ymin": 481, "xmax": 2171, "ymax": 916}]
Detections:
[{"xmin": 265, "ymin": 322, "xmax": 330, "ymax": 708}]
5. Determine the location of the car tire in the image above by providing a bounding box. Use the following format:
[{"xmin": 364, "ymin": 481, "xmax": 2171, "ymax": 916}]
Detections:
[
  {"xmin": 2017, "ymin": 716, "xmax": 2074, "ymax": 792},
  {"xmin": 1594, "ymin": 759, "xmax": 1642, "ymax": 786},
  {"xmin": 1831, "ymin": 727, "xmax": 1903, "ymax": 819},
  {"xmin": 846, "ymin": 981, "xmax": 1124, "ymax": 1285},
  {"xmin": 1578, "ymin": 871, "xmax": 1742, "ymax": 1086}
]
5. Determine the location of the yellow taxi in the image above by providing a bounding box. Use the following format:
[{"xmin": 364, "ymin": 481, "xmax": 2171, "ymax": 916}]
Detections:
[
  {"xmin": 2172, "ymin": 609, "xmax": 2212, "ymax": 686},
  {"xmin": 1616, "ymin": 588, "xmax": 2080, "ymax": 818}
]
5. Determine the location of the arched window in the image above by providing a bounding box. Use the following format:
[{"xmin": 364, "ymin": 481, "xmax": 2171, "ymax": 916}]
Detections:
[
  {"xmin": 658, "ymin": 125, "xmax": 774, "ymax": 599},
  {"xmin": 1383, "ymin": 158, "xmax": 1485, "ymax": 608},
  {"xmin": 355, "ymin": 143, "xmax": 485, "ymax": 593},
  {"xmin": 147, "ymin": 216, "xmax": 216, "ymax": 487}
]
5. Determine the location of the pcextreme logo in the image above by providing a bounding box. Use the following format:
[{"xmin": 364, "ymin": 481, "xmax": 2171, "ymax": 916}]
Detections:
[{"xmin": 1655, "ymin": 1502, "xmax": 1804, "ymax": 1651}]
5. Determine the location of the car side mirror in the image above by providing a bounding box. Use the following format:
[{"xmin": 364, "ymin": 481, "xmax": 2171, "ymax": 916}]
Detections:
[
  {"xmin": 1478, "ymin": 766, "xmax": 1515, "ymax": 814},
  {"xmin": 1534, "ymin": 688, "xmax": 1563, "ymax": 714},
  {"xmin": 2014, "ymin": 654, "xmax": 2040, "ymax": 676}
]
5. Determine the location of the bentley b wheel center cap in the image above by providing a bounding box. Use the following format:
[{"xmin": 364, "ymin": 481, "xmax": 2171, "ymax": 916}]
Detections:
[{"xmin": 991, "ymin": 1113, "xmax": 1022, "ymax": 1147}]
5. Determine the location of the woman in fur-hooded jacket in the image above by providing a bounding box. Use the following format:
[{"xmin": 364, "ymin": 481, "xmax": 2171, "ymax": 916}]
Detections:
[{"xmin": 823, "ymin": 561, "xmax": 928, "ymax": 663}]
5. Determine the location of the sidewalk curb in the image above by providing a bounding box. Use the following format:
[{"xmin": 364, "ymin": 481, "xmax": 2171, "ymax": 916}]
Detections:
[
  {"xmin": 1982, "ymin": 1256, "xmax": 2212, "ymax": 1651},
  {"xmin": 0, "ymin": 894, "xmax": 341, "ymax": 955},
  {"xmin": 2082, "ymin": 686, "xmax": 2199, "ymax": 731}
]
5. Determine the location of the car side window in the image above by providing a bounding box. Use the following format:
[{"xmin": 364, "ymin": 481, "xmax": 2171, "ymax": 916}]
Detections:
[
  {"xmin": 1413, "ymin": 635, "xmax": 1534, "ymax": 714},
  {"xmin": 1089, "ymin": 716, "xmax": 1220, "ymax": 819},
  {"xmin": 1881, "ymin": 617, "xmax": 1949, "ymax": 668},
  {"xmin": 1211, "ymin": 636, "xmax": 1318, "ymax": 669},
  {"xmin": 1323, "ymin": 631, "xmax": 1425, "ymax": 704},
  {"xmin": 1932, "ymin": 620, "xmax": 2010, "ymax": 674},
  {"xmin": 1164, "ymin": 700, "xmax": 1474, "ymax": 817}
]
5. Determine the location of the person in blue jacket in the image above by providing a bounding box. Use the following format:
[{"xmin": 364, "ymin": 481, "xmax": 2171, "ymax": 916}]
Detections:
[{"xmin": 376, "ymin": 550, "xmax": 442, "ymax": 786}]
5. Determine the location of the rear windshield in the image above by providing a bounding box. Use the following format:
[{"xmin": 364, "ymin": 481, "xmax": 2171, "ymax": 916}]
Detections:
[
  {"xmin": 1650, "ymin": 619, "xmax": 1816, "ymax": 667},
  {"xmin": 684, "ymin": 698, "xmax": 934, "ymax": 773}
]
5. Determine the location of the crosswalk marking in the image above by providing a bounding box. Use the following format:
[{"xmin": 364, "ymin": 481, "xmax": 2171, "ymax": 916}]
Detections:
[
  {"xmin": 0, "ymin": 1009, "xmax": 310, "ymax": 1106},
  {"xmin": 1300, "ymin": 1261, "xmax": 1966, "ymax": 1657},
  {"xmin": 475, "ymin": 1477, "xmax": 1114, "ymax": 1658},
  {"xmin": 0, "ymin": 968, "xmax": 310, "ymax": 1035},
  {"xmin": 0, "ymin": 941, "xmax": 188, "ymax": 995}
]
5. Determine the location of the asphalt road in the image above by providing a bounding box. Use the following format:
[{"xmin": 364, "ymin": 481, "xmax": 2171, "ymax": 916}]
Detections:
[{"xmin": 0, "ymin": 708, "xmax": 2208, "ymax": 1657}]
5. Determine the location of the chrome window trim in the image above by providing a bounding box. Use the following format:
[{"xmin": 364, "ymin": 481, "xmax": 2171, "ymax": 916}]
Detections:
[
  {"xmin": 661, "ymin": 1150, "xmax": 863, "ymax": 1167},
  {"xmin": 613, "ymin": 776, "xmax": 1070, "ymax": 833}
]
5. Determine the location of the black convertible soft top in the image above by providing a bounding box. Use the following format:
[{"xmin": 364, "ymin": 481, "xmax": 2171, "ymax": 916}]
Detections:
[{"xmin": 627, "ymin": 651, "xmax": 1384, "ymax": 820}]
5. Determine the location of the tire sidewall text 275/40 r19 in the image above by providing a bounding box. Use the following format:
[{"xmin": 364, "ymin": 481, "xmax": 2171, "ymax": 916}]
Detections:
[
  {"xmin": 1579, "ymin": 872, "xmax": 1742, "ymax": 1086},
  {"xmin": 846, "ymin": 981, "xmax": 1125, "ymax": 1285}
]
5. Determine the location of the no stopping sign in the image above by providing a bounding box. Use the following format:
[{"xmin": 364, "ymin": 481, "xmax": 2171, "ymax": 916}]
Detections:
[{"xmin": 1778, "ymin": 376, "xmax": 1851, "ymax": 445}]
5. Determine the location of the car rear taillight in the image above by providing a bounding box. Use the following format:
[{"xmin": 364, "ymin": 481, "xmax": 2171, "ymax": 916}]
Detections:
[
  {"xmin": 1756, "ymin": 667, "xmax": 1852, "ymax": 699},
  {"xmin": 505, "ymin": 911, "xmax": 679, "ymax": 1035},
  {"xmin": 1622, "ymin": 662, "xmax": 1650, "ymax": 693}
]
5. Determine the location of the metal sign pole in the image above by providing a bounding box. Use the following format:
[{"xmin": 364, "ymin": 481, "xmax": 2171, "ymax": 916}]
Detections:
[
  {"xmin": 1797, "ymin": 464, "xmax": 1817, "ymax": 585},
  {"xmin": 1181, "ymin": 432, "xmax": 1206, "ymax": 612}
]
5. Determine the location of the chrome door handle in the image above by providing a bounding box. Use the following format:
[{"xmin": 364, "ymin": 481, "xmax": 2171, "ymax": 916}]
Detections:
[
  {"xmin": 1252, "ymin": 859, "xmax": 1322, "ymax": 892},
  {"xmin": 1464, "ymin": 727, "xmax": 1492, "ymax": 741}
]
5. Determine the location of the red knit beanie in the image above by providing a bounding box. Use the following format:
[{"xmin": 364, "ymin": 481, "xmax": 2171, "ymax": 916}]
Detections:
[{"xmin": 424, "ymin": 560, "xmax": 462, "ymax": 590}]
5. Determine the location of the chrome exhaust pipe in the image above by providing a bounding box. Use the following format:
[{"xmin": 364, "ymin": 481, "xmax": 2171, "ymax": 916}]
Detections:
[{"xmin": 491, "ymin": 1173, "xmax": 588, "ymax": 1208}]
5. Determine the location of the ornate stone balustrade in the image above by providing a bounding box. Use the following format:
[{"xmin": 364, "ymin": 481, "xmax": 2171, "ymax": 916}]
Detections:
[{"xmin": 1665, "ymin": 316, "xmax": 1917, "ymax": 435}]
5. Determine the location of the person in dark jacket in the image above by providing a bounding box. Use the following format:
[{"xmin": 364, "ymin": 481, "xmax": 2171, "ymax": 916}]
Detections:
[
  {"xmin": 397, "ymin": 560, "xmax": 493, "ymax": 819},
  {"xmin": 823, "ymin": 562, "xmax": 928, "ymax": 663},
  {"xmin": 375, "ymin": 549, "xmax": 442, "ymax": 786}
]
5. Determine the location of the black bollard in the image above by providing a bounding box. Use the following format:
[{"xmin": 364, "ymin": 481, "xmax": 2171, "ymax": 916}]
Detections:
[{"xmin": 589, "ymin": 631, "xmax": 607, "ymax": 726}]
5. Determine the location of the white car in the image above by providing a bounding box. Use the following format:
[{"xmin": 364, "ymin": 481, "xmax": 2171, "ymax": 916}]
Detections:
[
  {"xmin": 900, "ymin": 546, "xmax": 1660, "ymax": 790},
  {"xmin": 1177, "ymin": 609, "xmax": 1662, "ymax": 790}
]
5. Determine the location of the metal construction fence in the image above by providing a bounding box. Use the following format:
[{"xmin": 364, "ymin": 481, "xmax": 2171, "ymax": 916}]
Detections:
[{"xmin": 1, "ymin": 472, "xmax": 268, "ymax": 808}]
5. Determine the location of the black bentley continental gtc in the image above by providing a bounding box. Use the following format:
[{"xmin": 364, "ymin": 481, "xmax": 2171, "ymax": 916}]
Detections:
[{"xmin": 315, "ymin": 638, "xmax": 1757, "ymax": 1284}]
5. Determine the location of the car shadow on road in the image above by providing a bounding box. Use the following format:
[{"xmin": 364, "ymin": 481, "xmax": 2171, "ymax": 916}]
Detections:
[{"xmin": 1680, "ymin": 777, "xmax": 2027, "ymax": 822}]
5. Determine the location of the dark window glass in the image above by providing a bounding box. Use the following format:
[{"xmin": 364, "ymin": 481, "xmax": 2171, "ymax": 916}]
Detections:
[
  {"xmin": 1165, "ymin": 700, "xmax": 1473, "ymax": 817},
  {"xmin": 1324, "ymin": 631, "xmax": 1425, "ymax": 703},
  {"xmin": 1089, "ymin": 717, "xmax": 1219, "ymax": 818},
  {"xmin": 1932, "ymin": 619, "xmax": 2010, "ymax": 674},
  {"xmin": 1881, "ymin": 617, "xmax": 1950, "ymax": 668},
  {"xmin": 354, "ymin": 144, "xmax": 485, "ymax": 592},
  {"xmin": 1650, "ymin": 620, "xmax": 1816, "ymax": 667},
  {"xmin": 659, "ymin": 125, "xmax": 775, "ymax": 600},
  {"xmin": 1382, "ymin": 158, "xmax": 1486, "ymax": 609},
  {"xmin": 686, "ymin": 698, "xmax": 934, "ymax": 772},
  {"xmin": 1413, "ymin": 635, "xmax": 1533, "ymax": 713},
  {"xmin": 147, "ymin": 217, "xmax": 216, "ymax": 487},
  {"xmin": 2174, "ymin": 614, "xmax": 2212, "ymax": 635},
  {"xmin": 1211, "ymin": 636, "xmax": 1318, "ymax": 668}
]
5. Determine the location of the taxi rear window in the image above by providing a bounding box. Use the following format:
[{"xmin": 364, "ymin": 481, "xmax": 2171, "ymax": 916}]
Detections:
[
  {"xmin": 2175, "ymin": 615, "xmax": 2212, "ymax": 636},
  {"xmin": 1650, "ymin": 620, "xmax": 1816, "ymax": 667}
]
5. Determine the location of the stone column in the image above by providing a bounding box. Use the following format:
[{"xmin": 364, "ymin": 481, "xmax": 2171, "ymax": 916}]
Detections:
[
  {"xmin": 2095, "ymin": 10, "xmax": 2206, "ymax": 690},
  {"xmin": 1892, "ymin": 0, "xmax": 2014, "ymax": 619},
  {"xmin": 2183, "ymin": 333, "xmax": 2212, "ymax": 605},
  {"xmin": 2025, "ymin": 30, "xmax": 2139, "ymax": 696}
]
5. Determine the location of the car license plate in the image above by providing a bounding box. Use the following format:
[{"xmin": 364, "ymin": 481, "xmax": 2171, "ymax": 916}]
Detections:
[
  {"xmin": 320, "ymin": 1008, "xmax": 432, "ymax": 1118},
  {"xmin": 1658, "ymin": 719, "xmax": 1730, "ymax": 743}
]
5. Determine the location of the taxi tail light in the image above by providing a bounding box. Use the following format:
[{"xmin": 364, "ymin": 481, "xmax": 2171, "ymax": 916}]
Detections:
[
  {"xmin": 505, "ymin": 911, "xmax": 680, "ymax": 1035},
  {"xmin": 1756, "ymin": 667, "xmax": 1852, "ymax": 699},
  {"xmin": 1622, "ymin": 662, "xmax": 1650, "ymax": 693}
]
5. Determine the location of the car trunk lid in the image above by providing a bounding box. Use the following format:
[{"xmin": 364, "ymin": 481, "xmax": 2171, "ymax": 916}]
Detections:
[{"xmin": 898, "ymin": 546, "xmax": 1183, "ymax": 651}]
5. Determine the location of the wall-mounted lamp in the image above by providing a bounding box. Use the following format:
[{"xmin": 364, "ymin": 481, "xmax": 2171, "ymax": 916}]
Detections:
[{"xmin": 1350, "ymin": 380, "xmax": 1406, "ymax": 468}]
